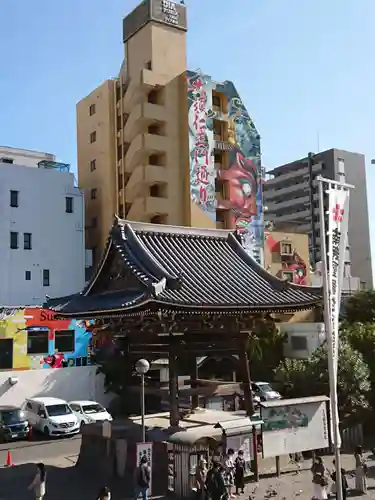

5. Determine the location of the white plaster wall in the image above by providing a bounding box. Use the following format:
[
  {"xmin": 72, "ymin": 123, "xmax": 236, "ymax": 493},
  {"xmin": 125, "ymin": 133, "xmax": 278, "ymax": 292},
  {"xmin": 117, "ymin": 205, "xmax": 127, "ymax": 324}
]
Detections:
[
  {"xmin": 0, "ymin": 162, "xmax": 85, "ymax": 306},
  {"xmin": 281, "ymin": 322, "xmax": 326, "ymax": 359},
  {"xmin": 0, "ymin": 367, "xmax": 114, "ymax": 408}
]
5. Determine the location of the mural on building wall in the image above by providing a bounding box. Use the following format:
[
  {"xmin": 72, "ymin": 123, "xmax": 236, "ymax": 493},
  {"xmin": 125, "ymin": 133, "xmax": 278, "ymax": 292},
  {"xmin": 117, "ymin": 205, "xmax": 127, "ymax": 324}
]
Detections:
[
  {"xmin": 187, "ymin": 70, "xmax": 216, "ymax": 220},
  {"xmin": 0, "ymin": 308, "xmax": 94, "ymax": 370},
  {"xmin": 265, "ymin": 233, "xmax": 308, "ymax": 285},
  {"xmin": 187, "ymin": 71, "xmax": 263, "ymax": 263}
]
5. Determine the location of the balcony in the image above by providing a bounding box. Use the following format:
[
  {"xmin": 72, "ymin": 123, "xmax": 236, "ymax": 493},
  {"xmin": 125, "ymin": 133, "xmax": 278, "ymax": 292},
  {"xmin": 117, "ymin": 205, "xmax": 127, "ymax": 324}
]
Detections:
[
  {"xmin": 124, "ymin": 102, "xmax": 166, "ymax": 143},
  {"xmin": 122, "ymin": 69, "xmax": 170, "ymax": 113},
  {"xmin": 125, "ymin": 133, "xmax": 169, "ymax": 174},
  {"xmin": 126, "ymin": 195, "xmax": 169, "ymax": 220},
  {"xmin": 125, "ymin": 164, "xmax": 166, "ymax": 202}
]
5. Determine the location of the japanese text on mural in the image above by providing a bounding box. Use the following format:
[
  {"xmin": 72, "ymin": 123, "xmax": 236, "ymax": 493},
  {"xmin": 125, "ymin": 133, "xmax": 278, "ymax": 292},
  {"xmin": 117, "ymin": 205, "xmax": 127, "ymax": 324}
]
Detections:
[{"xmin": 192, "ymin": 78, "xmax": 210, "ymax": 204}]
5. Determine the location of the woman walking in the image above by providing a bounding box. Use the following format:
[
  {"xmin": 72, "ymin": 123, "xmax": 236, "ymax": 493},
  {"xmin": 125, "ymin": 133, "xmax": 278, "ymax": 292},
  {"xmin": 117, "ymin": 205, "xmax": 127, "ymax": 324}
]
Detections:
[
  {"xmin": 354, "ymin": 445, "xmax": 367, "ymax": 494},
  {"xmin": 224, "ymin": 449, "xmax": 235, "ymax": 499},
  {"xmin": 234, "ymin": 450, "xmax": 246, "ymax": 495},
  {"xmin": 28, "ymin": 463, "xmax": 46, "ymax": 500},
  {"xmin": 311, "ymin": 456, "xmax": 328, "ymax": 500}
]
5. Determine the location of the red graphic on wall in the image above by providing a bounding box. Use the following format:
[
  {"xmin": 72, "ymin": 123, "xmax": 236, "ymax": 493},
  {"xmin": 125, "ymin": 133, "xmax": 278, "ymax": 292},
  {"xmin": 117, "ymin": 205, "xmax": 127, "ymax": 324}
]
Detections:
[
  {"xmin": 332, "ymin": 203, "xmax": 344, "ymax": 223},
  {"xmin": 24, "ymin": 308, "xmax": 70, "ymax": 332},
  {"xmin": 43, "ymin": 353, "xmax": 65, "ymax": 368},
  {"xmin": 265, "ymin": 233, "xmax": 307, "ymax": 286}
]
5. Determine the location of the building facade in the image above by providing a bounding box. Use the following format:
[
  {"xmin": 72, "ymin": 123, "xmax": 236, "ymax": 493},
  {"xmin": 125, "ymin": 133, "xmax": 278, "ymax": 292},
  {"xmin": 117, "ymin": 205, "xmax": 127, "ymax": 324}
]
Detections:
[
  {"xmin": 263, "ymin": 149, "xmax": 372, "ymax": 290},
  {"xmin": 77, "ymin": 0, "xmax": 263, "ymax": 264},
  {"xmin": 0, "ymin": 150, "xmax": 85, "ymax": 306}
]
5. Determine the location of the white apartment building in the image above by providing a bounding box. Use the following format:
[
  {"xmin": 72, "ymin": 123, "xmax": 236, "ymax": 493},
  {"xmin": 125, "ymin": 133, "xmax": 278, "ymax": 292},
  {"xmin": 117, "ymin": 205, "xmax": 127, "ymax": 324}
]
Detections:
[{"xmin": 0, "ymin": 147, "xmax": 85, "ymax": 306}]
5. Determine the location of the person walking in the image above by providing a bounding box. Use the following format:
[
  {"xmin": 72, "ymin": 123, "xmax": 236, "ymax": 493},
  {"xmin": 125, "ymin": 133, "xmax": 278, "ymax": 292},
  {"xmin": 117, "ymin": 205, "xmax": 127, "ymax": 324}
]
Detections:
[
  {"xmin": 234, "ymin": 450, "xmax": 245, "ymax": 495},
  {"xmin": 354, "ymin": 445, "xmax": 367, "ymax": 494},
  {"xmin": 330, "ymin": 460, "xmax": 348, "ymax": 500},
  {"xmin": 195, "ymin": 458, "xmax": 208, "ymax": 500},
  {"xmin": 224, "ymin": 448, "xmax": 235, "ymax": 499},
  {"xmin": 311, "ymin": 456, "xmax": 328, "ymax": 500},
  {"xmin": 28, "ymin": 463, "xmax": 46, "ymax": 500},
  {"xmin": 134, "ymin": 454, "xmax": 151, "ymax": 500},
  {"xmin": 206, "ymin": 461, "xmax": 226, "ymax": 500},
  {"xmin": 97, "ymin": 486, "xmax": 111, "ymax": 500}
]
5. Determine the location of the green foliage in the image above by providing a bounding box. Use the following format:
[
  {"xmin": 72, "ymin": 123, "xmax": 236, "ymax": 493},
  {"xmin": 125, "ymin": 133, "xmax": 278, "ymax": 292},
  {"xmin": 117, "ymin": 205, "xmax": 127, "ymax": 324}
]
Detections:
[
  {"xmin": 247, "ymin": 319, "xmax": 285, "ymax": 382},
  {"xmin": 344, "ymin": 291, "xmax": 375, "ymax": 324},
  {"xmin": 275, "ymin": 338, "xmax": 370, "ymax": 424}
]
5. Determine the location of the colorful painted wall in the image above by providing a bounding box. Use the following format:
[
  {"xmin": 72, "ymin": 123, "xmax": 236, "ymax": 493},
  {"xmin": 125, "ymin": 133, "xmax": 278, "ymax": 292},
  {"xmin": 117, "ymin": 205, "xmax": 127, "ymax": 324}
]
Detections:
[
  {"xmin": 0, "ymin": 308, "xmax": 94, "ymax": 370},
  {"xmin": 264, "ymin": 231, "xmax": 309, "ymax": 286},
  {"xmin": 186, "ymin": 70, "xmax": 263, "ymax": 263}
]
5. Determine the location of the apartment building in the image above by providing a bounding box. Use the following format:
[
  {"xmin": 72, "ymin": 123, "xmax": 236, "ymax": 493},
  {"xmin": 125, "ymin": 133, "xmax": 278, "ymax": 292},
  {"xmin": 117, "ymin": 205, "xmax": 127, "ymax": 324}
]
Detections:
[
  {"xmin": 77, "ymin": 0, "xmax": 264, "ymax": 265},
  {"xmin": 263, "ymin": 149, "xmax": 372, "ymax": 290},
  {"xmin": 0, "ymin": 147, "xmax": 85, "ymax": 306}
]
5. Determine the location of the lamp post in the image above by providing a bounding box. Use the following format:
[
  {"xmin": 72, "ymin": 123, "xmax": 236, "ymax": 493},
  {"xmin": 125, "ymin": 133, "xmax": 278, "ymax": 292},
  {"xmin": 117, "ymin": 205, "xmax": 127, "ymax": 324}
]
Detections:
[{"xmin": 135, "ymin": 359, "xmax": 150, "ymax": 443}]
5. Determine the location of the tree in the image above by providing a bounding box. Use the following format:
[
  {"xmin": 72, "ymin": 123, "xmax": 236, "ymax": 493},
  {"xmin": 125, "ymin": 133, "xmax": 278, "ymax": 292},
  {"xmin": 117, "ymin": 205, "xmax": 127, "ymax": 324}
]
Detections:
[
  {"xmin": 344, "ymin": 290, "xmax": 375, "ymax": 324},
  {"xmin": 248, "ymin": 318, "xmax": 285, "ymax": 382},
  {"xmin": 274, "ymin": 339, "xmax": 370, "ymax": 424}
]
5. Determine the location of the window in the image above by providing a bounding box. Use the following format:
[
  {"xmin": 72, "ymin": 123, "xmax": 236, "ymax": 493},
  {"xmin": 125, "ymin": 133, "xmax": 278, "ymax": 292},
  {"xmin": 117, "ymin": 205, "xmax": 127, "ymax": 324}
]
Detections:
[
  {"xmin": 212, "ymin": 95, "xmax": 221, "ymax": 108},
  {"xmin": 43, "ymin": 269, "xmax": 50, "ymax": 287},
  {"xmin": 90, "ymin": 159, "xmax": 96, "ymax": 172},
  {"xmin": 27, "ymin": 329, "xmax": 49, "ymax": 354},
  {"xmin": 24, "ymin": 233, "xmax": 32, "ymax": 250},
  {"xmin": 214, "ymin": 152, "xmax": 223, "ymax": 164},
  {"xmin": 0, "ymin": 339, "xmax": 13, "ymax": 369},
  {"xmin": 90, "ymin": 131, "xmax": 96, "ymax": 143},
  {"xmin": 92, "ymin": 217, "xmax": 97, "ymax": 228},
  {"xmin": 280, "ymin": 242, "xmax": 292, "ymax": 255},
  {"xmin": 10, "ymin": 232, "xmax": 18, "ymax": 249},
  {"xmin": 290, "ymin": 335, "xmax": 308, "ymax": 351},
  {"xmin": 89, "ymin": 104, "xmax": 96, "ymax": 116},
  {"xmin": 65, "ymin": 196, "xmax": 73, "ymax": 213},
  {"xmin": 91, "ymin": 188, "xmax": 97, "ymax": 200},
  {"xmin": 145, "ymin": 60, "xmax": 152, "ymax": 70},
  {"xmin": 282, "ymin": 271, "xmax": 294, "ymax": 282},
  {"xmin": 55, "ymin": 330, "xmax": 75, "ymax": 353},
  {"xmin": 10, "ymin": 190, "xmax": 19, "ymax": 207},
  {"xmin": 25, "ymin": 270, "xmax": 31, "ymax": 281}
]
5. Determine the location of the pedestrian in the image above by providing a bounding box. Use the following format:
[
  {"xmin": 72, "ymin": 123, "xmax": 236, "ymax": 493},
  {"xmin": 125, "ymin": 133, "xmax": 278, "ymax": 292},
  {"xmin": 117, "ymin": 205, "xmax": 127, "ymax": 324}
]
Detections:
[
  {"xmin": 134, "ymin": 454, "xmax": 151, "ymax": 500},
  {"xmin": 330, "ymin": 460, "xmax": 348, "ymax": 500},
  {"xmin": 311, "ymin": 456, "xmax": 328, "ymax": 500},
  {"xmin": 234, "ymin": 450, "xmax": 245, "ymax": 495},
  {"xmin": 97, "ymin": 486, "xmax": 111, "ymax": 500},
  {"xmin": 224, "ymin": 448, "xmax": 235, "ymax": 499},
  {"xmin": 354, "ymin": 445, "xmax": 367, "ymax": 494},
  {"xmin": 195, "ymin": 458, "xmax": 208, "ymax": 500},
  {"xmin": 290, "ymin": 452, "xmax": 303, "ymax": 473},
  {"xmin": 28, "ymin": 462, "xmax": 46, "ymax": 500},
  {"xmin": 206, "ymin": 461, "xmax": 226, "ymax": 500}
]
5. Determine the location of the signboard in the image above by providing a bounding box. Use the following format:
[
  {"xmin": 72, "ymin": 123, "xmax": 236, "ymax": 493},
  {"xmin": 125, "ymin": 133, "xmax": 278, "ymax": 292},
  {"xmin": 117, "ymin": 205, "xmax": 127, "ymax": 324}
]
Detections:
[
  {"xmin": 150, "ymin": 0, "xmax": 187, "ymax": 31},
  {"xmin": 261, "ymin": 399, "xmax": 329, "ymax": 458},
  {"xmin": 136, "ymin": 442, "xmax": 153, "ymax": 495}
]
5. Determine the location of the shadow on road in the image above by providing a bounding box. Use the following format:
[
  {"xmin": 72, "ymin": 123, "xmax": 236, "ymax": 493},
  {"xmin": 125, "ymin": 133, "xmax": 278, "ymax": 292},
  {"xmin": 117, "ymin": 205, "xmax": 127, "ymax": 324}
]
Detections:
[{"xmin": 0, "ymin": 462, "xmax": 103, "ymax": 500}]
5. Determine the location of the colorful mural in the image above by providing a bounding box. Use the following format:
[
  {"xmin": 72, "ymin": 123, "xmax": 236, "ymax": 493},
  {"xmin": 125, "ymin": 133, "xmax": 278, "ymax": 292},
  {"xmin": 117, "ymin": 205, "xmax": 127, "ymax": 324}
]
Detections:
[
  {"xmin": 187, "ymin": 71, "xmax": 216, "ymax": 219},
  {"xmin": 0, "ymin": 308, "xmax": 94, "ymax": 370},
  {"xmin": 265, "ymin": 233, "xmax": 308, "ymax": 285},
  {"xmin": 187, "ymin": 71, "xmax": 263, "ymax": 263}
]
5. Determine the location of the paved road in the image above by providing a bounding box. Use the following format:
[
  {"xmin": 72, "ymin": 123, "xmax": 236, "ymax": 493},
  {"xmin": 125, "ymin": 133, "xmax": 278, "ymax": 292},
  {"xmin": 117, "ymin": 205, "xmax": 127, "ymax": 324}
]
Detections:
[{"xmin": 0, "ymin": 434, "xmax": 81, "ymax": 466}]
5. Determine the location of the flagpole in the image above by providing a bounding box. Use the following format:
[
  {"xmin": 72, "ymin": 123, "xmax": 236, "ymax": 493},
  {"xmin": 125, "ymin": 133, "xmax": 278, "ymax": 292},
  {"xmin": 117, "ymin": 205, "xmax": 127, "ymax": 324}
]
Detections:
[{"xmin": 317, "ymin": 175, "xmax": 343, "ymax": 500}]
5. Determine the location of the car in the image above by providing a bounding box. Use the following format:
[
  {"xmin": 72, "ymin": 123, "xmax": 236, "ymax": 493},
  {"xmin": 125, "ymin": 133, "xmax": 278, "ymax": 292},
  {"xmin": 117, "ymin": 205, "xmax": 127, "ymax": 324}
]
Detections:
[
  {"xmin": 0, "ymin": 405, "xmax": 29, "ymax": 442},
  {"xmin": 252, "ymin": 382, "xmax": 282, "ymax": 401},
  {"xmin": 69, "ymin": 400, "xmax": 113, "ymax": 426},
  {"xmin": 22, "ymin": 397, "xmax": 80, "ymax": 437}
]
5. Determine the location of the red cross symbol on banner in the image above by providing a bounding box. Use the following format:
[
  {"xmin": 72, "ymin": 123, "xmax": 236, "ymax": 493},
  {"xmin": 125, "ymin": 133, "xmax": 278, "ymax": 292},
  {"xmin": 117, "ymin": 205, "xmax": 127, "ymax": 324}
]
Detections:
[{"xmin": 332, "ymin": 203, "xmax": 344, "ymax": 223}]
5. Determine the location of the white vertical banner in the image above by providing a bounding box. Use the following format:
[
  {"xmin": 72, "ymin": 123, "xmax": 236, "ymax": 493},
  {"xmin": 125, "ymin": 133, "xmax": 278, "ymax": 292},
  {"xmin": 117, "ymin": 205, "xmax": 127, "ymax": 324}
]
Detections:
[{"xmin": 326, "ymin": 184, "xmax": 350, "ymax": 448}]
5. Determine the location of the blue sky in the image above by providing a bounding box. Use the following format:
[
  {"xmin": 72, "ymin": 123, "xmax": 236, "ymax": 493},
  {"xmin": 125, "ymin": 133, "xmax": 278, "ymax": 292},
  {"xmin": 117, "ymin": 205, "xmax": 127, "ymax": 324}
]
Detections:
[{"xmin": 1, "ymin": 0, "xmax": 375, "ymax": 263}]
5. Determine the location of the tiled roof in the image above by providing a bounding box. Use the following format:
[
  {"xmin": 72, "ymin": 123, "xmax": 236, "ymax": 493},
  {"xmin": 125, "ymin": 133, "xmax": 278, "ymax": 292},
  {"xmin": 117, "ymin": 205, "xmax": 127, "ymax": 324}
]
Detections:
[{"xmin": 46, "ymin": 219, "xmax": 322, "ymax": 316}]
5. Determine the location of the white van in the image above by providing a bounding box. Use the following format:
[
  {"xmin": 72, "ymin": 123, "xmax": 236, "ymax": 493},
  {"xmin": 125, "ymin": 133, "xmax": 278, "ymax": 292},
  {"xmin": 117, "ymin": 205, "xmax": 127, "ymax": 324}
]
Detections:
[{"xmin": 22, "ymin": 397, "xmax": 80, "ymax": 437}]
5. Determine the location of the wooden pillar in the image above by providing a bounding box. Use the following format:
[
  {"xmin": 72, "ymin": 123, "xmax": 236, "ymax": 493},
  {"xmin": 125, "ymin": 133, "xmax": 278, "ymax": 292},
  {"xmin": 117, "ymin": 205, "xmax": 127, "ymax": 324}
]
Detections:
[
  {"xmin": 169, "ymin": 342, "xmax": 179, "ymax": 427},
  {"xmin": 238, "ymin": 339, "xmax": 254, "ymax": 416},
  {"xmin": 190, "ymin": 355, "xmax": 199, "ymax": 409}
]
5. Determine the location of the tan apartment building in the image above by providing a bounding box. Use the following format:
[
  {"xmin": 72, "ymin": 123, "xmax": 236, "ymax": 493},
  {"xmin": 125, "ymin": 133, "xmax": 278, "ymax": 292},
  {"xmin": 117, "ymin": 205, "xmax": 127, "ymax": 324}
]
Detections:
[{"xmin": 77, "ymin": 0, "xmax": 264, "ymax": 264}]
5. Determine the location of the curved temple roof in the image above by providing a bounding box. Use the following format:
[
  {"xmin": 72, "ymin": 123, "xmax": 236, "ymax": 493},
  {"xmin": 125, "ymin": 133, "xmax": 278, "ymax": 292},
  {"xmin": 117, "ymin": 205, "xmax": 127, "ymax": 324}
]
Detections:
[{"xmin": 46, "ymin": 219, "xmax": 322, "ymax": 317}]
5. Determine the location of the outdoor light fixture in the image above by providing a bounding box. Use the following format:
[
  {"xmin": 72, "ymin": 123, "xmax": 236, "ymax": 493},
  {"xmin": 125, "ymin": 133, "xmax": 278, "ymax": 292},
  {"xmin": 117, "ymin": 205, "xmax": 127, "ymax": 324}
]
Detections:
[{"xmin": 135, "ymin": 359, "xmax": 150, "ymax": 442}]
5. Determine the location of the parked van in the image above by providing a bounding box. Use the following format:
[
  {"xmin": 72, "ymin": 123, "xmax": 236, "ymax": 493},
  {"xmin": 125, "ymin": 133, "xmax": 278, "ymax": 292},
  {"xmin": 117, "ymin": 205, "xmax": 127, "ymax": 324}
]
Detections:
[
  {"xmin": 0, "ymin": 405, "xmax": 29, "ymax": 442},
  {"xmin": 22, "ymin": 397, "xmax": 80, "ymax": 437}
]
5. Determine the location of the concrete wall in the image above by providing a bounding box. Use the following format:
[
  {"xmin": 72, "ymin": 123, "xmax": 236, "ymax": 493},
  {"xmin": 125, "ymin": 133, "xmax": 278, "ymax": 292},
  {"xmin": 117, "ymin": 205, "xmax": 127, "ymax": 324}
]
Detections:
[
  {"xmin": 0, "ymin": 163, "xmax": 85, "ymax": 306},
  {"xmin": 0, "ymin": 146, "xmax": 55, "ymax": 168},
  {"xmin": 0, "ymin": 366, "xmax": 113, "ymax": 408}
]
